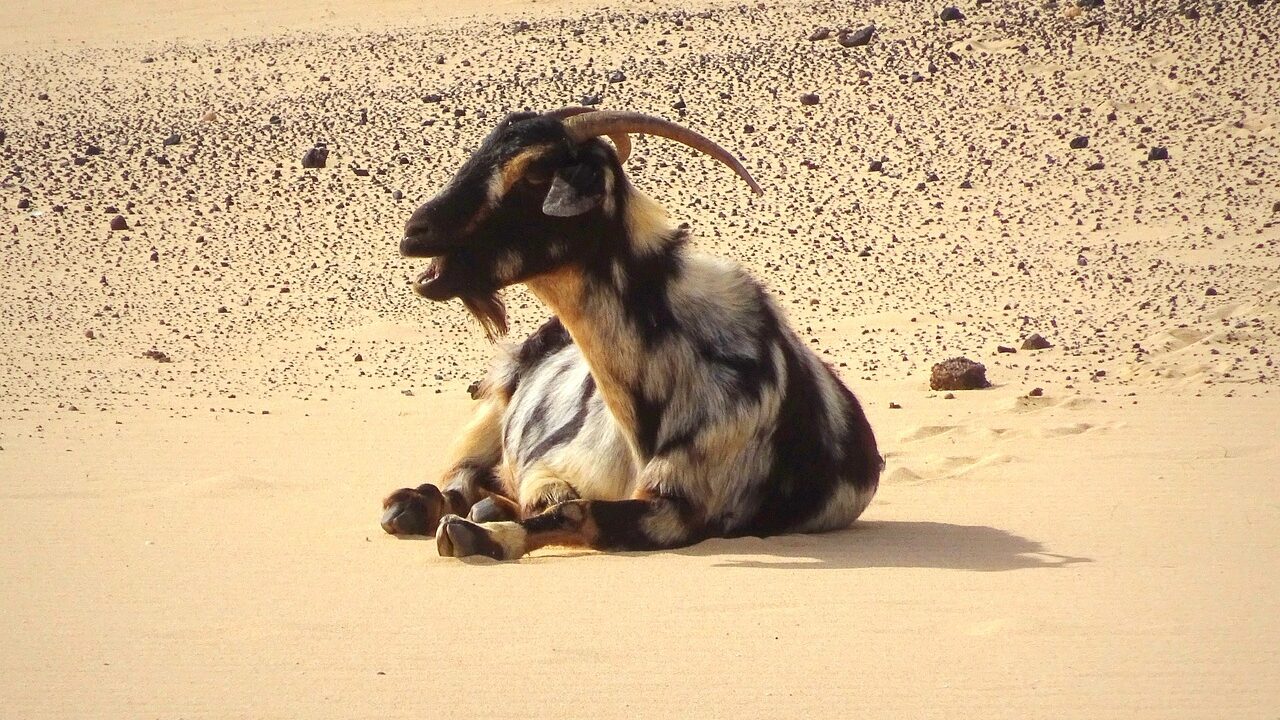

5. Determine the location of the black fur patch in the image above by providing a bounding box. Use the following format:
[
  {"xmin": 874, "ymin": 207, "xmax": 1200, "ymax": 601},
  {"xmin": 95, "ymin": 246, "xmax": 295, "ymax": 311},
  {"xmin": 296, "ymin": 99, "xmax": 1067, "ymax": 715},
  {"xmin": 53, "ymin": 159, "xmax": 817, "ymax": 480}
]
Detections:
[
  {"xmin": 503, "ymin": 316, "xmax": 573, "ymax": 397},
  {"xmin": 524, "ymin": 373, "xmax": 596, "ymax": 464},
  {"xmin": 736, "ymin": 337, "xmax": 845, "ymax": 537}
]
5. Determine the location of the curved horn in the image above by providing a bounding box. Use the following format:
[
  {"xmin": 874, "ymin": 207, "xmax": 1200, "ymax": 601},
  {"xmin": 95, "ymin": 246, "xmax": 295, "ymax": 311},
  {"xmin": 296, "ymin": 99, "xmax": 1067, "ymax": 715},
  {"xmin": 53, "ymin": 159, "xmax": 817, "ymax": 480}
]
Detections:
[
  {"xmin": 544, "ymin": 107, "xmax": 631, "ymax": 164},
  {"xmin": 561, "ymin": 110, "xmax": 763, "ymax": 195}
]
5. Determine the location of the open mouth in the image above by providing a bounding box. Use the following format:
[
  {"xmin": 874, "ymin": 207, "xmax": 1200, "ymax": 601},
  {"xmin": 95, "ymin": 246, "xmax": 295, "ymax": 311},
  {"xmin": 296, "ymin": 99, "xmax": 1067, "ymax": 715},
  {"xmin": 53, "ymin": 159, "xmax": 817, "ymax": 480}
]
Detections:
[{"xmin": 413, "ymin": 257, "xmax": 448, "ymax": 298}]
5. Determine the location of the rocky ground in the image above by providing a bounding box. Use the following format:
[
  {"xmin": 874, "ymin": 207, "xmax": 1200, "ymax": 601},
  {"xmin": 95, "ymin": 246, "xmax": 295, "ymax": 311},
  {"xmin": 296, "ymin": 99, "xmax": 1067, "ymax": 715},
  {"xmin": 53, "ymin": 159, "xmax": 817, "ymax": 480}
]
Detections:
[{"xmin": 2, "ymin": 0, "xmax": 1277, "ymax": 428}]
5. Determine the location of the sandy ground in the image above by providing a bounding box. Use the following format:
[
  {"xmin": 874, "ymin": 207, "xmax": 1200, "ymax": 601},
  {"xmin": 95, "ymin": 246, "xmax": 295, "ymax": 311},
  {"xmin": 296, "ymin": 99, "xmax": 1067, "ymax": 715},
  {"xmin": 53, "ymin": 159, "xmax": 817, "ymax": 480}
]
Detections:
[{"xmin": 2, "ymin": 0, "xmax": 1279, "ymax": 717}]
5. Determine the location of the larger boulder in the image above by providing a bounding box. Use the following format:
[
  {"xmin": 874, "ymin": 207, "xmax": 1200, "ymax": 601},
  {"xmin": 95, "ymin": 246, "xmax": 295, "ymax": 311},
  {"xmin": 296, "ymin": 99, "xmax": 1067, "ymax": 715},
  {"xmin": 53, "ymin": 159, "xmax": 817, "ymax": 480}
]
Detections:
[{"xmin": 930, "ymin": 357, "xmax": 992, "ymax": 391}]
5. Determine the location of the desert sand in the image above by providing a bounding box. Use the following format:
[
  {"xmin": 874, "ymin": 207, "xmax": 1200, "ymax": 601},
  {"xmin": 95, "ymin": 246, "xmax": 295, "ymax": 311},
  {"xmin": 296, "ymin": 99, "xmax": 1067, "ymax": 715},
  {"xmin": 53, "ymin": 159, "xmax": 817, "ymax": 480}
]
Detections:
[{"xmin": 1, "ymin": 0, "xmax": 1278, "ymax": 717}]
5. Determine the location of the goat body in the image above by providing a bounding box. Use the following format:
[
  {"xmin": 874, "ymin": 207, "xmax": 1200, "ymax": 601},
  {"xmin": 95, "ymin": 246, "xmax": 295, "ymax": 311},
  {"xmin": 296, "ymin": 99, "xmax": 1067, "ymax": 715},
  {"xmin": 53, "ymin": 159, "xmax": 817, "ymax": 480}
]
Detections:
[{"xmin": 380, "ymin": 111, "xmax": 881, "ymax": 559}]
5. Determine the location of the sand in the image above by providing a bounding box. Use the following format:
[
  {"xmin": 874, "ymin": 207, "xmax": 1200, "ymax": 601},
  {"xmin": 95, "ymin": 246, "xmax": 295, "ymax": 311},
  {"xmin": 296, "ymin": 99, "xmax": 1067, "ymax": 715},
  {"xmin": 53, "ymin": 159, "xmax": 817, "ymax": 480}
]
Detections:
[{"xmin": 2, "ymin": 0, "xmax": 1278, "ymax": 717}]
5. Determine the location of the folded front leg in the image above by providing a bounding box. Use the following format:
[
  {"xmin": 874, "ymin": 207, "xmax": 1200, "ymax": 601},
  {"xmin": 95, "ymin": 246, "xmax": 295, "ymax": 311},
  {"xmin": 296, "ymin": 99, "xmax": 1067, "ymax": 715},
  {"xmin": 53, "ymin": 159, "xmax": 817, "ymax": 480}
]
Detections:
[{"xmin": 436, "ymin": 495, "xmax": 700, "ymax": 560}]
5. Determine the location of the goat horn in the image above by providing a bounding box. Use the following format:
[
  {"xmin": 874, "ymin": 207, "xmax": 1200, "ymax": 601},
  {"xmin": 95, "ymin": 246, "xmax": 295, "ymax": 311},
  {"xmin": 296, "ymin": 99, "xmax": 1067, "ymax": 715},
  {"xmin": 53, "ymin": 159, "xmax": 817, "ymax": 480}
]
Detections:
[
  {"xmin": 544, "ymin": 107, "xmax": 632, "ymax": 165},
  {"xmin": 561, "ymin": 111, "xmax": 763, "ymax": 195}
]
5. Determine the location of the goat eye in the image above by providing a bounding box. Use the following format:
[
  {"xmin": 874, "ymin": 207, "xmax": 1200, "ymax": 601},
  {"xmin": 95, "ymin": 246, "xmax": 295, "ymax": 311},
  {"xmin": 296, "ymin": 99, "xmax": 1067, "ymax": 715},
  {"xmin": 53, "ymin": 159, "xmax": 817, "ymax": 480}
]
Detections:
[{"xmin": 524, "ymin": 167, "xmax": 552, "ymax": 186}]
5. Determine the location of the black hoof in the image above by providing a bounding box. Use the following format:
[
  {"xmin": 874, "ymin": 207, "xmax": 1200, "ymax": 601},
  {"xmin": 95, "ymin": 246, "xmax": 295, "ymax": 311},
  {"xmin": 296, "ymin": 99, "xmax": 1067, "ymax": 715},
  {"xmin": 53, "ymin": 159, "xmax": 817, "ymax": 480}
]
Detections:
[
  {"xmin": 436, "ymin": 515, "xmax": 506, "ymax": 560},
  {"xmin": 380, "ymin": 485, "xmax": 445, "ymax": 535},
  {"xmin": 468, "ymin": 495, "xmax": 519, "ymax": 523}
]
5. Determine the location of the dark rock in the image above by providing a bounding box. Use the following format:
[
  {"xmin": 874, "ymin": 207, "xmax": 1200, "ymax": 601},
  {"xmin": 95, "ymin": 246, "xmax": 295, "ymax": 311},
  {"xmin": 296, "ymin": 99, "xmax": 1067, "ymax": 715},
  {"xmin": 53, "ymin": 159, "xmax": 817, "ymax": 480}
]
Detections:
[
  {"xmin": 141, "ymin": 348, "xmax": 172, "ymax": 363},
  {"xmin": 17, "ymin": 198, "xmax": 30, "ymax": 209},
  {"xmin": 959, "ymin": 180, "xmax": 973, "ymax": 189},
  {"xmin": 392, "ymin": 190, "xmax": 404, "ymax": 200},
  {"xmin": 1029, "ymin": 387, "xmax": 1045, "ymax": 397},
  {"xmin": 269, "ymin": 114, "xmax": 282, "ymax": 124},
  {"xmin": 354, "ymin": 353, "xmax": 364, "ymax": 362},
  {"xmin": 1182, "ymin": 7, "xmax": 1200, "ymax": 19},
  {"xmin": 467, "ymin": 380, "xmax": 483, "ymax": 399},
  {"xmin": 581, "ymin": 94, "xmax": 602, "ymax": 106},
  {"xmin": 1087, "ymin": 162, "xmax": 1105, "ymax": 170},
  {"xmin": 1078, "ymin": 0, "xmax": 1104, "ymax": 8},
  {"xmin": 869, "ymin": 159, "xmax": 884, "ymax": 172},
  {"xmin": 799, "ymin": 93, "xmax": 820, "ymax": 106},
  {"xmin": 1148, "ymin": 146, "xmax": 1169, "ymax": 160},
  {"xmin": 423, "ymin": 94, "xmax": 443, "ymax": 103},
  {"xmin": 672, "ymin": 97, "xmax": 686, "ymax": 110},
  {"xmin": 607, "ymin": 70, "xmax": 626, "ymax": 83},
  {"xmin": 839, "ymin": 24, "xmax": 876, "ymax": 47},
  {"xmin": 930, "ymin": 358, "xmax": 991, "ymax": 391},
  {"xmin": 301, "ymin": 146, "xmax": 329, "ymax": 169},
  {"xmin": 939, "ymin": 6, "xmax": 965, "ymax": 22},
  {"xmin": 352, "ymin": 167, "xmax": 370, "ymax": 177},
  {"xmin": 1021, "ymin": 333, "xmax": 1053, "ymax": 350},
  {"xmin": 743, "ymin": 124, "xmax": 756, "ymax": 133},
  {"xmin": 998, "ymin": 345, "xmax": 1017, "ymax": 353},
  {"xmin": 0, "ymin": 128, "xmax": 5, "ymax": 144},
  {"xmin": 109, "ymin": 215, "xmax": 129, "ymax": 231},
  {"xmin": 888, "ymin": 402, "xmax": 902, "ymax": 409},
  {"xmin": 87, "ymin": 145, "xmax": 103, "ymax": 155},
  {"xmin": 1205, "ymin": 287, "xmax": 1218, "ymax": 296},
  {"xmin": 1070, "ymin": 135, "xmax": 1089, "ymax": 149},
  {"xmin": 162, "ymin": 133, "xmax": 182, "ymax": 146},
  {"xmin": 808, "ymin": 27, "xmax": 831, "ymax": 41}
]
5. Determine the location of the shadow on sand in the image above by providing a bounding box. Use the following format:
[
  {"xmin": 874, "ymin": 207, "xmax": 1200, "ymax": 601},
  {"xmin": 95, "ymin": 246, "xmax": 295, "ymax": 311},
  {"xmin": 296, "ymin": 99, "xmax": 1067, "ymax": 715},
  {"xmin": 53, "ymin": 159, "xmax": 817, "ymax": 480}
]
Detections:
[{"xmin": 681, "ymin": 521, "xmax": 1092, "ymax": 572}]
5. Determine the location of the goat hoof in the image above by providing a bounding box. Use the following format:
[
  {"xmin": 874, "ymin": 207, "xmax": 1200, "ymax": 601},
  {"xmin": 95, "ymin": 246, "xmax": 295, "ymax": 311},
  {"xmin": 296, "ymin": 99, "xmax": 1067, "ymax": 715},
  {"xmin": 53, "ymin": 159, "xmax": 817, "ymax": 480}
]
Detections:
[
  {"xmin": 467, "ymin": 495, "xmax": 519, "ymax": 523},
  {"xmin": 436, "ymin": 515, "xmax": 506, "ymax": 560},
  {"xmin": 380, "ymin": 485, "xmax": 445, "ymax": 535}
]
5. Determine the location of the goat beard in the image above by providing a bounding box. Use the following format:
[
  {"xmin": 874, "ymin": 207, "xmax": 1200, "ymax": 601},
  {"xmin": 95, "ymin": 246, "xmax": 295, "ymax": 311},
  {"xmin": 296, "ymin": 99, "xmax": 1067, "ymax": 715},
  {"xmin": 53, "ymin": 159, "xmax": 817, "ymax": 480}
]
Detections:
[{"xmin": 460, "ymin": 289, "xmax": 508, "ymax": 341}]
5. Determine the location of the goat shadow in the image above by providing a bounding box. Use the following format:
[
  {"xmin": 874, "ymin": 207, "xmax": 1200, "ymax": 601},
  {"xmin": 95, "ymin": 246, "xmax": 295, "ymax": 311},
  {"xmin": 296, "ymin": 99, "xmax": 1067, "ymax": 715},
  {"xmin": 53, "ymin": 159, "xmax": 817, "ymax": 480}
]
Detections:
[
  {"xmin": 682, "ymin": 521, "xmax": 1091, "ymax": 571},
  {"xmin": 515, "ymin": 520, "xmax": 1092, "ymax": 572}
]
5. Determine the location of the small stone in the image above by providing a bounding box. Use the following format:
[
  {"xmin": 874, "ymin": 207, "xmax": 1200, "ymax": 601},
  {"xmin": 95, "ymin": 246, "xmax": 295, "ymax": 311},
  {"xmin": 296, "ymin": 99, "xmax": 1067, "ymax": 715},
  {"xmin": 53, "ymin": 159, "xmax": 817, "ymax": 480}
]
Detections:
[
  {"xmin": 1069, "ymin": 136, "xmax": 1089, "ymax": 149},
  {"xmin": 607, "ymin": 70, "xmax": 626, "ymax": 83},
  {"xmin": 1147, "ymin": 146, "xmax": 1169, "ymax": 160},
  {"xmin": 1205, "ymin": 287, "xmax": 1218, "ymax": 296},
  {"xmin": 302, "ymin": 146, "xmax": 329, "ymax": 169},
  {"xmin": 141, "ymin": 348, "xmax": 172, "ymax": 363},
  {"xmin": 352, "ymin": 167, "xmax": 370, "ymax": 177},
  {"xmin": 839, "ymin": 25, "xmax": 876, "ymax": 47},
  {"xmin": 84, "ymin": 329, "xmax": 96, "ymax": 339},
  {"xmin": 889, "ymin": 402, "xmax": 902, "ymax": 409},
  {"xmin": 354, "ymin": 353, "xmax": 364, "ymax": 362},
  {"xmin": 672, "ymin": 97, "xmax": 686, "ymax": 110},
  {"xmin": 423, "ymin": 94, "xmax": 443, "ymax": 103},
  {"xmin": 1077, "ymin": 254, "xmax": 1088, "ymax": 266},
  {"xmin": 808, "ymin": 27, "xmax": 831, "ymax": 41},
  {"xmin": 162, "ymin": 133, "xmax": 181, "ymax": 146},
  {"xmin": 110, "ymin": 215, "xmax": 129, "ymax": 231},
  {"xmin": 799, "ymin": 93, "xmax": 820, "ymax": 106},
  {"xmin": 998, "ymin": 345, "xmax": 1017, "ymax": 353},
  {"xmin": 392, "ymin": 190, "xmax": 404, "ymax": 200},
  {"xmin": 466, "ymin": 380, "xmax": 483, "ymax": 399},
  {"xmin": 17, "ymin": 198, "xmax": 30, "ymax": 209},
  {"xmin": 86, "ymin": 145, "xmax": 103, "ymax": 156},
  {"xmin": 930, "ymin": 357, "xmax": 992, "ymax": 391},
  {"xmin": 581, "ymin": 93, "xmax": 602, "ymax": 106},
  {"xmin": 1029, "ymin": 387, "xmax": 1045, "ymax": 397},
  {"xmin": 943, "ymin": 393, "xmax": 956, "ymax": 400},
  {"xmin": 939, "ymin": 6, "xmax": 965, "ymax": 22},
  {"xmin": 1086, "ymin": 162, "xmax": 1105, "ymax": 170},
  {"xmin": 1021, "ymin": 333, "xmax": 1053, "ymax": 350}
]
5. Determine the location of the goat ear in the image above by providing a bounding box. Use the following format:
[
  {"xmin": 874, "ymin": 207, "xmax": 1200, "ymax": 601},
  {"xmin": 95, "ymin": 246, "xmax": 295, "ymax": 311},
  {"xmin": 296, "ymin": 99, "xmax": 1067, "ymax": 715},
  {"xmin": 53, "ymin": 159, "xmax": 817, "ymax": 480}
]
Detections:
[{"xmin": 542, "ymin": 163, "xmax": 604, "ymax": 217}]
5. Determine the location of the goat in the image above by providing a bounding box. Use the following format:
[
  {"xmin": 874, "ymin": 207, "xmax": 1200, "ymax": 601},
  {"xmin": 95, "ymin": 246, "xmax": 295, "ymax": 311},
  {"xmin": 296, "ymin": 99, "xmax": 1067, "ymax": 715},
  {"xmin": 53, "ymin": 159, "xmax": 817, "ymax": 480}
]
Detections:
[{"xmin": 380, "ymin": 108, "xmax": 882, "ymax": 560}]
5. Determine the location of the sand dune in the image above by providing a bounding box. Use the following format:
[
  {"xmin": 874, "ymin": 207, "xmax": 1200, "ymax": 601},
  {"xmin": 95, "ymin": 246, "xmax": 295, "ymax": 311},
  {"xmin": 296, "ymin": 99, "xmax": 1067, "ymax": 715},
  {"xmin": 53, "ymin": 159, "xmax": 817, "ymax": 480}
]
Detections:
[{"xmin": 2, "ymin": 0, "xmax": 1278, "ymax": 717}]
